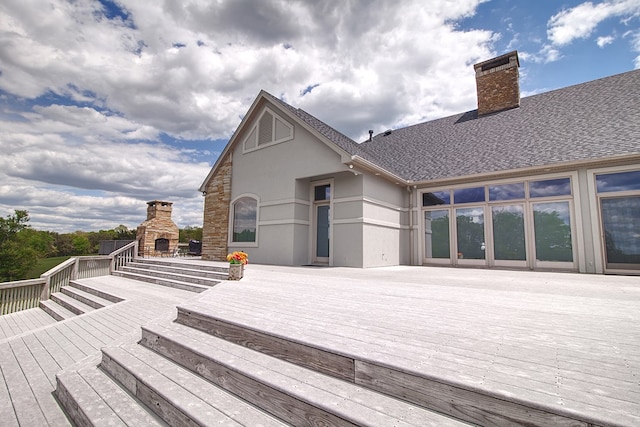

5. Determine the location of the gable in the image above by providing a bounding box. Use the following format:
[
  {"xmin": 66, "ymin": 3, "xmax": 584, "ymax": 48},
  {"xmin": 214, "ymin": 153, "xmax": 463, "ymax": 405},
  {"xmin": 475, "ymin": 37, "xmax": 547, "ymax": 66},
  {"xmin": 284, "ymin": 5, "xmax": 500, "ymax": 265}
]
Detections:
[{"xmin": 243, "ymin": 107, "xmax": 294, "ymax": 152}]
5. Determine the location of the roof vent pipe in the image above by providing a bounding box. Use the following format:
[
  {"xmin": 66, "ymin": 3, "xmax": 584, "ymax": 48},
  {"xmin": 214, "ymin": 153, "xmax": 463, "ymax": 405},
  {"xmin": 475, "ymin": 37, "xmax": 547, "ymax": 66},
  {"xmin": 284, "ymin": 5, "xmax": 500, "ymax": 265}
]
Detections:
[{"xmin": 368, "ymin": 130, "xmax": 373, "ymax": 141}]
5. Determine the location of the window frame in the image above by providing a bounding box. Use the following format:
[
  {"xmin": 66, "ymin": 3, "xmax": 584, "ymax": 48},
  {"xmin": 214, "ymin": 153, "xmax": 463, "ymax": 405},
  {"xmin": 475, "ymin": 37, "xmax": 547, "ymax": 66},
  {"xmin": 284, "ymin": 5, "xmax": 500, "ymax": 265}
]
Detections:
[
  {"xmin": 228, "ymin": 194, "xmax": 259, "ymax": 247},
  {"xmin": 589, "ymin": 166, "xmax": 640, "ymax": 274},
  {"xmin": 419, "ymin": 173, "xmax": 578, "ymax": 270}
]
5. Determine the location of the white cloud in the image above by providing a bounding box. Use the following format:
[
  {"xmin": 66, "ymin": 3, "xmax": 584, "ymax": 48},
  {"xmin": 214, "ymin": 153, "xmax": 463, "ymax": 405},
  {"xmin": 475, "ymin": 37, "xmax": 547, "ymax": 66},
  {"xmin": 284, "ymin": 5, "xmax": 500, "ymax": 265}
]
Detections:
[
  {"xmin": 597, "ymin": 35, "xmax": 616, "ymax": 46},
  {"xmin": 632, "ymin": 31, "xmax": 640, "ymax": 67},
  {"xmin": 547, "ymin": 0, "xmax": 640, "ymax": 46},
  {"xmin": 0, "ymin": 0, "xmax": 502, "ymax": 232}
]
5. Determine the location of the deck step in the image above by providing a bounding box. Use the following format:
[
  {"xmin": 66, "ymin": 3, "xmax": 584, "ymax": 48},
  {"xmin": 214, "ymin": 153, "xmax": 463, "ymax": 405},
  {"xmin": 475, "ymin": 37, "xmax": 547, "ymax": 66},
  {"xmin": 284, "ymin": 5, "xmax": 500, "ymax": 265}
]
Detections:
[
  {"xmin": 50, "ymin": 291, "xmax": 95, "ymax": 315},
  {"xmin": 56, "ymin": 366, "xmax": 167, "ymax": 426},
  {"xmin": 69, "ymin": 280, "xmax": 124, "ymax": 303},
  {"xmin": 100, "ymin": 344, "xmax": 288, "ymax": 426},
  {"xmin": 39, "ymin": 299, "xmax": 76, "ymax": 321},
  {"xmin": 61, "ymin": 286, "xmax": 115, "ymax": 309},
  {"xmin": 118, "ymin": 266, "xmax": 221, "ymax": 287},
  {"xmin": 111, "ymin": 271, "xmax": 211, "ymax": 293},
  {"xmin": 134, "ymin": 258, "xmax": 228, "ymax": 274},
  {"xmin": 126, "ymin": 261, "xmax": 228, "ymax": 281},
  {"xmin": 139, "ymin": 322, "xmax": 467, "ymax": 427}
]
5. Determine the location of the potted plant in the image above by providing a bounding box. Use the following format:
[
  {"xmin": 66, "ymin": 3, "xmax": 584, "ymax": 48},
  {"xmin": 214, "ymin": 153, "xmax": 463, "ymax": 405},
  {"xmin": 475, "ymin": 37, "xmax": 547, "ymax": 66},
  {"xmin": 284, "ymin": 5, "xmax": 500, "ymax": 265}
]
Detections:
[{"xmin": 226, "ymin": 251, "xmax": 248, "ymax": 280}]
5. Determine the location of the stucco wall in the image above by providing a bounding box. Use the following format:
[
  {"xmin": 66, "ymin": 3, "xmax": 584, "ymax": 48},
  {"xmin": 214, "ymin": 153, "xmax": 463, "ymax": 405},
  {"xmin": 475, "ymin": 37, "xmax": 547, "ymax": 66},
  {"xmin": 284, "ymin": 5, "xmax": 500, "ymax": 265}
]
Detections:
[
  {"xmin": 361, "ymin": 174, "xmax": 409, "ymax": 267},
  {"xmin": 228, "ymin": 104, "xmax": 354, "ymax": 266}
]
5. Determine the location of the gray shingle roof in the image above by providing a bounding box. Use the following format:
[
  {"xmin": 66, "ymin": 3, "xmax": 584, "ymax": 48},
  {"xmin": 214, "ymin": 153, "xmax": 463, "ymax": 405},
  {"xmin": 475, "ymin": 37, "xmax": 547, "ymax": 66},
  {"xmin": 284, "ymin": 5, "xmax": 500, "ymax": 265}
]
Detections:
[
  {"xmin": 258, "ymin": 69, "xmax": 639, "ymax": 183},
  {"xmin": 358, "ymin": 69, "xmax": 640, "ymax": 182}
]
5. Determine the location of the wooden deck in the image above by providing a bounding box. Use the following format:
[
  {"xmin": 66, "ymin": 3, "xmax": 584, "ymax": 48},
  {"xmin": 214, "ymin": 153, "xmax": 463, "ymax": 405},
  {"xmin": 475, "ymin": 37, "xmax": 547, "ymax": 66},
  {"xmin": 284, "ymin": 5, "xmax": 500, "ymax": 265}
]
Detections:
[
  {"xmin": 0, "ymin": 275, "xmax": 203, "ymax": 426},
  {"xmin": 179, "ymin": 264, "xmax": 640, "ymax": 426},
  {"xmin": 0, "ymin": 261, "xmax": 639, "ymax": 425}
]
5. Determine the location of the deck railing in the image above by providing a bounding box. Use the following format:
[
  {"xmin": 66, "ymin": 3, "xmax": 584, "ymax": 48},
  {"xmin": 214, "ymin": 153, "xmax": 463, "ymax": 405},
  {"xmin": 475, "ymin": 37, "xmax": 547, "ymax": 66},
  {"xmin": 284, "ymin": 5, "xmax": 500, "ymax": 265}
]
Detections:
[
  {"xmin": 0, "ymin": 278, "xmax": 47, "ymax": 315},
  {"xmin": 110, "ymin": 240, "xmax": 138, "ymax": 273},
  {"xmin": 0, "ymin": 240, "xmax": 139, "ymax": 315}
]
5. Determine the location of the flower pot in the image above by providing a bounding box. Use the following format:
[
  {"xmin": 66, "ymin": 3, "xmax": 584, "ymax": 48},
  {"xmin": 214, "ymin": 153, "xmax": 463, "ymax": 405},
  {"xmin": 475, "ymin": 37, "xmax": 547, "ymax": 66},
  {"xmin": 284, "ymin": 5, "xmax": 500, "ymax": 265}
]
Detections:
[{"xmin": 228, "ymin": 263, "xmax": 244, "ymax": 280}]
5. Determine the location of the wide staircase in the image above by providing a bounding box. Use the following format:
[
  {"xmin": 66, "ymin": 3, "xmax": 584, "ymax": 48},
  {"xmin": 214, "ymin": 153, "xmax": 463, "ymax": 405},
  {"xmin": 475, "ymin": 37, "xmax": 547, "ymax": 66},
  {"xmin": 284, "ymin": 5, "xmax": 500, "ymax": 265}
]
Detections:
[
  {"xmin": 39, "ymin": 281, "xmax": 124, "ymax": 321},
  {"xmin": 112, "ymin": 258, "xmax": 227, "ymax": 293},
  {"xmin": 39, "ymin": 259, "xmax": 226, "ymax": 322},
  {"xmin": 55, "ymin": 287, "xmax": 468, "ymax": 426}
]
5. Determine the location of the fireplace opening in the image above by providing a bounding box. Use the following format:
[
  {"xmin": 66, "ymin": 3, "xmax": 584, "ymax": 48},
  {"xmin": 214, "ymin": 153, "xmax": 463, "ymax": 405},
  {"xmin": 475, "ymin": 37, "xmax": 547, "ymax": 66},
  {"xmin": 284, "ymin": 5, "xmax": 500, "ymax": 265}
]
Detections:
[{"xmin": 155, "ymin": 238, "xmax": 169, "ymax": 253}]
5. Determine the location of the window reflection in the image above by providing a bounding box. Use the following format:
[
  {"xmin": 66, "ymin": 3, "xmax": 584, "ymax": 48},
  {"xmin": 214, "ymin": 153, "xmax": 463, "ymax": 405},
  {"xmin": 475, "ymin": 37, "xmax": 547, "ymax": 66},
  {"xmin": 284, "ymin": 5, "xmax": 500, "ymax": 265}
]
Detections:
[
  {"xmin": 423, "ymin": 191, "xmax": 451, "ymax": 206},
  {"xmin": 424, "ymin": 210, "xmax": 450, "ymax": 258},
  {"xmin": 596, "ymin": 170, "xmax": 640, "ymax": 193},
  {"xmin": 314, "ymin": 185, "xmax": 331, "ymax": 201},
  {"xmin": 454, "ymin": 187, "xmax": 485, "ymax": 204},
  {"xmin": 456, "ymin": 207, "xmax": 485, "ymax": 260},
  {"xmin": 492, "ymin": 205, "xmax": 526, "ymax": 261},
  {"xmin": 529, "ymin": 178, "xmax": 571, "ymax": 198},
  {"xmin": 601, "ymin": 196, "xmax": 640, "ymax": 267},
  {"xmin": 232, "ymin": 197, "xmax": 257, "ymax": 242},
  {"xmin": 533, "ymin": 202, "xmax": 572, "ymax": 262},
  {"xmin": 489, "ymin": 183, "xmax": 525, "ymax": 201}
]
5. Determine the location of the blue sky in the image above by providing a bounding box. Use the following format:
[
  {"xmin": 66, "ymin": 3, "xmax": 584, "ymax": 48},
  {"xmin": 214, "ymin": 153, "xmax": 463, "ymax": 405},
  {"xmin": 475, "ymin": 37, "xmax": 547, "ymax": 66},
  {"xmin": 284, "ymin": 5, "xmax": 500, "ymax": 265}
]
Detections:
[{"xmin": 1, "ymin": 0, "xmax": 639, "ymax": 233}]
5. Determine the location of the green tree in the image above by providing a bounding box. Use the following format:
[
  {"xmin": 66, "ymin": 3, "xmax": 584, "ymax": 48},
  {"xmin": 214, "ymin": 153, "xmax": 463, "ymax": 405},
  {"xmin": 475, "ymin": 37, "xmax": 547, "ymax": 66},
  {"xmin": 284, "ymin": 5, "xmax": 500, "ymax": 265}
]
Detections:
[
  {"xmin": 456, "ymin": 215, "xmax": 485, "ymax": 259},
  {"xmin": 179, "ymin": 226, "xmax": 203, "ymax": 243},
  {"xmin": 114, "ymin": 224, "xmax": 136, "ymax": 240},
  {"xmin": 17, "ymin": 228, "xmax": 56, "ymax": 258},
  {"xmin": 71, "ymin": 233, "xmax": 92, "ymax": 255},
  {"xmin": 534, "ymin": 211, "xmax": 573, "ymax": 262},
  {"xmin": 53, "ymin": 233, "xmax": 75, "ymax": 256},
  {"xmin": 0, "ymin": 210, "xmax": 38, "ymax": 282},
  {"xmin": 493, "ymin": 210, "xmax": 526, "ymax": 261}
]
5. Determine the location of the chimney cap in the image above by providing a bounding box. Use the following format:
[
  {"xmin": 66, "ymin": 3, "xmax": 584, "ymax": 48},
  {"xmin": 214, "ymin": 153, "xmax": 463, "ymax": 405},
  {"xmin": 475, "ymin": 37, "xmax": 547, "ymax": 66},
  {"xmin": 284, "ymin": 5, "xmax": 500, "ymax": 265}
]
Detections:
[{"xmin": 474, "ymin": 50, "xmax": 519, "ymax": 74}]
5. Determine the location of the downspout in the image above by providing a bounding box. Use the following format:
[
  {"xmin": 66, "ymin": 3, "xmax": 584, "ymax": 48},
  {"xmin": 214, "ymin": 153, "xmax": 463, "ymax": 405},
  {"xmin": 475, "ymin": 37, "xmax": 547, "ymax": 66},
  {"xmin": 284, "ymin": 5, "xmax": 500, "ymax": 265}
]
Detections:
[{"xmin": 407, "ymin": 185, "xmax": 413, "ymax": 265}]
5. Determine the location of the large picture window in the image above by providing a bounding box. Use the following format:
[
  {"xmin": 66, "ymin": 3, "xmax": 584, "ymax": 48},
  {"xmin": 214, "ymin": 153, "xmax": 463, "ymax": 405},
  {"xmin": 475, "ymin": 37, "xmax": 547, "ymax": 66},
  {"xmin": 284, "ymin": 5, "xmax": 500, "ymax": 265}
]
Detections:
[
  {"xmin": 596, "ymin": 169, "xmax": 640, "ymax": 271},
  {"xmin": 422, "ymin": 175, "xmax": 575, "ymax": 270},
  {"xmin": 231, "ymin": 196, "xmax": 257, "ymax": 243}
]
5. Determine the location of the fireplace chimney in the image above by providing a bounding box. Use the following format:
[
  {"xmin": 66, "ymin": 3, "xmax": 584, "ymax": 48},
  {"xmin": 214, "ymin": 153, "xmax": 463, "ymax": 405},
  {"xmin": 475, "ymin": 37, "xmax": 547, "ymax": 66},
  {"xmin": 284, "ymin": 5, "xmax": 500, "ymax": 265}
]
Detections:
[
  {"xmin": 136, "ymin": 200, "xmax": 180, "ymax": 257},
  {"xmin": 474, "ymin": 51, "xmax": 520, "ymax": 116}
]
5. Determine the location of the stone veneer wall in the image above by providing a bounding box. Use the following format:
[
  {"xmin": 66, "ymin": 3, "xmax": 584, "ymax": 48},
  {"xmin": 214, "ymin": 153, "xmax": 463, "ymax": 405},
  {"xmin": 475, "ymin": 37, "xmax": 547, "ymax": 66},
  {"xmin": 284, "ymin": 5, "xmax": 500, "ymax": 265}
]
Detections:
[{"xmin": 201, "ymin": 153, "xmax": 232, "ymax": 261}]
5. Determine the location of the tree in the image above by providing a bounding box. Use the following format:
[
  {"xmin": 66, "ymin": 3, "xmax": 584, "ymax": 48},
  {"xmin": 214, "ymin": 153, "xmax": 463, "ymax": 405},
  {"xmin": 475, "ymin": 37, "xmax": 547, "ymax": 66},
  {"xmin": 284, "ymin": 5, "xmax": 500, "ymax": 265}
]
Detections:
[
  {"xmin": 113, "ymin": 224, "xmax": 136, "ymax": 240},
  {"xmin": 71, "ymin": 233, "xmax": 92, "ymax": 255},
  {"xmin": 533, "ymin": 211, "xmax": 573, "ymax": 262},
  {"xmin": 0, "ymin": 210, "xmax": 38, "ymax": 282},
  {"xmin": 179, "ymin": 226, "xmax": 203, "ymax": 243}
]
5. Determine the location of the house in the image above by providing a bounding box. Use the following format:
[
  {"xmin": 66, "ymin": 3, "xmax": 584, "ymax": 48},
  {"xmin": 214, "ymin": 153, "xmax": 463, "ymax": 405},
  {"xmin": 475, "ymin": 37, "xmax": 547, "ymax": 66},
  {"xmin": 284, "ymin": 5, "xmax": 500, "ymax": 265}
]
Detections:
[{"xmin": 199, "ymin": 51, "xmax": 640, "ymax": 274}]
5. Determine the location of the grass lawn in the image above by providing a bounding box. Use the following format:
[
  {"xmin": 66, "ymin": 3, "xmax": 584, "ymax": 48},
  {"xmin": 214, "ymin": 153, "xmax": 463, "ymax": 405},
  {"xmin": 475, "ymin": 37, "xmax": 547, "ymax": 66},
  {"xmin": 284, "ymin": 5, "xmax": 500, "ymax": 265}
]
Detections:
[{"xmin": 25, "ymin": 256, "xmax": 72, "ymax": 279}]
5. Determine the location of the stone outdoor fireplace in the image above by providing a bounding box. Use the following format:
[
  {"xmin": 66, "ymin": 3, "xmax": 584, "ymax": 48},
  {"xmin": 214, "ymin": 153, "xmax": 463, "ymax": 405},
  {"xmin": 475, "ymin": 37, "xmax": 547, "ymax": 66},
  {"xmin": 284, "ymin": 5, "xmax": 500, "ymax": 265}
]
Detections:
[{"xmin": 136, "ymin": 200, "xmax": 179, "ymax": 257}]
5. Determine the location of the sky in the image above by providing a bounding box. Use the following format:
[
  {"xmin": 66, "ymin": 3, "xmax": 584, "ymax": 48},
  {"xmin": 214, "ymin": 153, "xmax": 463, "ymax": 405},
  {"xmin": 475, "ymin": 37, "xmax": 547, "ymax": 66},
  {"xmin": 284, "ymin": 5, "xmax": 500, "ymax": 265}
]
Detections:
[{"xmin": 1, "ymin": 0, "xmax": 639, "ymax": 234}]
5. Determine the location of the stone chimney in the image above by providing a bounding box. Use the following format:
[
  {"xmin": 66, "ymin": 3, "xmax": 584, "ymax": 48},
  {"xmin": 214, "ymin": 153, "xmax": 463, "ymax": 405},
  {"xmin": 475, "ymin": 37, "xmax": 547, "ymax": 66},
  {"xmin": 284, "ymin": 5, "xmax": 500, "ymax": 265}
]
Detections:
[
  {"xmin": 474, "ymin": 51, "xmax": 520, "ymax": 116},
  {"xmin": 136, "ymin": 200, "xmax": 180, "ymax": 257}
]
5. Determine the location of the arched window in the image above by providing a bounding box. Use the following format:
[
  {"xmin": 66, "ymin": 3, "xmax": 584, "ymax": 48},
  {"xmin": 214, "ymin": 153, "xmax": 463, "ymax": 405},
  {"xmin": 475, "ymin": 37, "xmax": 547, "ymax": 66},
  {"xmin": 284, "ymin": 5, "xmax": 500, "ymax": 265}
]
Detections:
[{"xmin": 231, "ymin": 196, "xmax": 257, "ymax": 243}]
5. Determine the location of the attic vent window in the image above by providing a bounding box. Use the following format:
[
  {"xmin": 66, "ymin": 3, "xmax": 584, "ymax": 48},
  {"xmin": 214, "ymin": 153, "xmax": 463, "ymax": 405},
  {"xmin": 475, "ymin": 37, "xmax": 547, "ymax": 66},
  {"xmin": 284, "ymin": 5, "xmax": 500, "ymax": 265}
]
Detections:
[
  {"xmin": 481, "ymin": 56, "xmax": 509, "ymax": 71},
  {"xmin": 243, "ymin": 107, "xmax": 294, "ymax": 152}
]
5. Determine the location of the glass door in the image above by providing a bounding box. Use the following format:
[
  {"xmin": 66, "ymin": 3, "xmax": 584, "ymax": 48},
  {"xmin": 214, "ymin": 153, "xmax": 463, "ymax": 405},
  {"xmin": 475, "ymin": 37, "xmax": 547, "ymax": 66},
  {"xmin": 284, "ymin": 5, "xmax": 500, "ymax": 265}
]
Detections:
[
  {"xmin": 532, "ymin": 201, "xmax": 574, "ymax": 269},
  {"xmin": 595, "ymin": 170, "xmax": 640, "ymax": 272},
  {"xmin": 455, "ymin": 206, "xmax": 487, "ymax": 266},
  {"xmin": 313, "ymin": 183, "xmax": 331, "ymax": 264},
  {"xmin": 600, "ymin": 196, "xmax": 640, "ymax": 271},
  {"xmin": 315, "ymin": 204, "xmax": 330, "ymax": 262},
  {"xmin": 491, "ymin": 204, "xmax": 527, "ymax": 267},
  {"xmin": 424, "ymin": 209, "xmax": 451, "ymax": 263}
]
